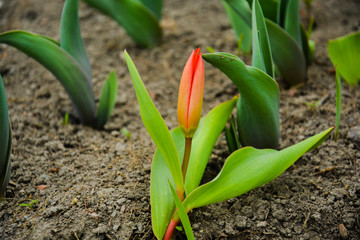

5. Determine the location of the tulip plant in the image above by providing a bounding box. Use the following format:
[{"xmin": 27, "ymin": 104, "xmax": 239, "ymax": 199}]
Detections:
[
  {"xmin": 328, "ymin": 31, "xmax": 360, "ymax": 140},
  {"xmin": 125, "ymin": 45, "xmax": 333, "ymax": 239},
  {"xmin": 0, "ymin": 0, "xmax": 117, "ymax": 129},
  {"xmin": 82, "ymin": 0, "xmax": 162, "ymax": 48},
  {"xmin": 223, "ymin": 0, "xmax": 311, "ymax": 87},
  {"xmin": 0, "ymin": 75, "xmax": 11, "ymax": 198},
  {"xmin": 208, "ymin": 0, "xmax": 280, "ymax": 150}
]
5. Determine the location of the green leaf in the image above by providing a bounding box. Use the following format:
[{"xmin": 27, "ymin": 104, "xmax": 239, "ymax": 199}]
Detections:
[
  {"xmin": 252, "ymin": 0, "xmax": 274, "ymax": 77},
  {"xmin": 300, "ymin": 23, "xmax": 311, "ymax": 66},
  {"xmin": 150, "ymin": 97, "xmax": 238, "ymax": 239},
  {"xmin": 284, "ymin": 0, "xmax": 302, "ymax": 48},
  {"xmin": 168, "ymin": 182, "xmax": 195, "ymax": 240},
  {"xmin": 138, "ymin": 0, "xmax": 163, "ymax": 20},
  {"xmin": 266, "ymin": 20, "xmax": 307, "ymax": 87},
  {"xmin": 0, "ymin": 75, "xmax": 11, "ymax": 197},
  {"xmin": 96, "ymin": 71, "xmax": 118, "ymax": 129},
  {"xmin": 225, "ymin": 115, "xmax": 241, "ymax": 154},
  {"xmin": 83, "ymin": 0, "xmax": 162, "ymax": 48},
  {"xmin": 203, "ymin": 52, "xmax": 279, "ymax": 149},
  {"xmin": 181, "ymin": 127, "xmax": 333, "ymax": 212},
  {"xmin": 185, "ymin": 96, "xmax": 238, "ymax": 194},
  {"xmin": 222, "ymin": 0, "xmax": 252, "ymax": 54},
  {"xmin": 247, "ymin": 0, "xmax": 280, "ymax": 23},
  {"xmin": 225, "ymin": 0, "xmax": 307, "ymax": 87},
  {"xmin": 124, "ymin": 50, "xmax": 183, "ymax": 193},
  {"xmin": 278, "ymin": 0, "xmax": 289, "ymax": 27},
  {"xmin": 335, "ymin": 69, "xmax": 341, "ymax": 141},
  {"xmin": 328, "ymin": 32, "xmax": 360, "ymax": 86},
  {"xmin": 60, "ymin": 0, "xmax": 92, "ymax": 82},
  {"xmin": 0, "ymin": 31, "xmax": 96, "ymax": 126}
]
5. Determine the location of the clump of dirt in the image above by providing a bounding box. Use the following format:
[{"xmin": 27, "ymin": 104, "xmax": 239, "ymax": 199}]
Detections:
[{"xmin": 0, "ymin": 0, "xmax": 359, "ymax": 239}]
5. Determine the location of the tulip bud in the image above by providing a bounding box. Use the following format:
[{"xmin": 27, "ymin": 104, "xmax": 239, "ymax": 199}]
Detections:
[{"xmin": 177, "ymin": 48, "xmax": 204, "ymax": 138}]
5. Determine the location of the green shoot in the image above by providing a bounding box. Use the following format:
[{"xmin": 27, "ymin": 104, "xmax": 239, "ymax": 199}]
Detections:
[{"xmin": 20, "ymin": 199, "xmax": 38, "ymax": 210}]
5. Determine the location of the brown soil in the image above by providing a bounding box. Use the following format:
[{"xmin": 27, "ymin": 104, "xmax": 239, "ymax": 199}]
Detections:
[{"xmin": 0, "ymin": 0, "xmax": 360, "ymax": 239}]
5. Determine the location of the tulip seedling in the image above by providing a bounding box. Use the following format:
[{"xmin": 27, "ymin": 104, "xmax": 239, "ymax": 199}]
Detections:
[
  {"xmin": 0, "ymin": 0, "xmax": 117, "ymax": 129},
  {"xmin": 206, "ymin": 0, "xmax": 280, "ymax": 150},
  {"xmin": 0, "ymin": 75, "xmax": 11, "ymax": 198},
  {"xmin": 82, "ymin": 0, "xmax": 162, "ymax": 48},
  {"xmin": 223, "ymin": 0, "xmax": 311, "ymax": 87},
  {"xmin": 125, "ymin": 48, "xmax": 333, "ymax": 239}
]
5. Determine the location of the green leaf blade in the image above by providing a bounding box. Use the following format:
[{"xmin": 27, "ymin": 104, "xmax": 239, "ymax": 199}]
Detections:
[
  {"xmin": 169, "ymin": 182, "xmax": 195, "ymax": 240},
  {"xmin": 252, "ymin": 0, "xmax": 274, "ymax": 77},
  {"xmin": 139, "ymin": 0, "xmax": 163, "ymax": 20},
  {"xmin": 124, "ymin": 51, "xmax": 183, "ymax": 193},
  {"xmin": 0, "ymin": 75, "xmax": 11, "ymax": 197},
  {"xmin": 183, "ymin": 127, "xmax": 333, "ymax": 211},
  {"xmin": 284, "ymin": 0, "xmax": 302, "ymax": 48},
  {"xmin": 83, "ymin": 0, "xmax": 162, "ymax": 48},
  {"xmin": 96, "ymin": 71, "xmax": 118, "ymax": 129},
  {"xmin": 185, "ymin": 95, "xmax": 238, "ymax": 195},
  {"xmin": 0, "ymin": 30, "xmax": 96, "ymax": 126},
  {"xmin": 60, "ymin": 0, "xmax": 92, "ymax": 81},
  {"xmin": 328, "ymin": 32, "xmax": 360, "ymax": 86},
  {"xmin": 203, "ymin": 52, "xmax": 279, "ymax": 149}
]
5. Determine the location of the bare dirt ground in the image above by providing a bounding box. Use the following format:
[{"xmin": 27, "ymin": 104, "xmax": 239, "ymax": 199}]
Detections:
[{"xmin": 0, "ymin": 0, "xmax": 359, "ymax": 239}]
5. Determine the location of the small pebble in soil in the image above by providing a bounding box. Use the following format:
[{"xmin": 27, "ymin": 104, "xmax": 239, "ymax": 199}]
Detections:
[
  {"xmin": 339, "ymin": 223, "xmax": 348, "ymax": 239},
  {"xmin": 347, "ymin": 126, "xmax": 360, "ymax": 146},
  {"xmin": 92, "ymin": 224, "xmax": 108, "ymax": 234}
]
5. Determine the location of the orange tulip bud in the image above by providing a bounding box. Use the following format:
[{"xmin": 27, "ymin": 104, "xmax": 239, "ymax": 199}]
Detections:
[{"xmin": 177, "ymin": 48, "xmax": 204, "ymax": 138}]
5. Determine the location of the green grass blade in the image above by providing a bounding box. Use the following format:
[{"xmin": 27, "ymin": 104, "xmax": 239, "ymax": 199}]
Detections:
[
  {"xmin": 328, "ymin": 32, "xmax": 360, "ymax": 86},
  {"xmin": 203, "ymin": 52, "xmax": 279, "ymax": 149},
  {"xmin": 222, "ymin": 0, "xmax": 252, "ymax": 54},
  {"xmin": 185, "ymin": 95, "xmax": 238, "ymax": 195},
  {"xmin": 169, "ymin": 182, "xmax": 195, "ymax": 240},
  {"xmin": 284, "ymin": 0, "xmax": 302, "ymax": 48},
  {"xmin": 124, "ymin": 51, "xmax": 183, "ymax": 193},
  {"xmin": 96, "ymin": 71, "xmax": 118, "ymax": 129},
  {"xmin": 0, "ymin": 75, "xmax": 11, "ymax": 197},
  {"xmin": 182, "ymin": 127, "xmax": 333, "ymax": 212},
  {"xmin": 335, "ymin": 69, "xmax": 342, "ymax": 141},
  {"xmin": 60, "ymin": 0, "xmax": 92, "ymax": 81},
  {"xmin": 266, "ymin": 20, "xmax": 307, "ymax": 87},
  {"xmin": 83, "ymin": 0, "xmax": 161, "ymax": 48},
  {"xmin": 0, "ymin": 31, "xmax": 96, "ymax": 126},
  {"xmin": 151, "ymin": 97, "xmax": 238, "ymax": 239},
  {"xmin": 139, "ymin": 0, "xmax": 163, "ymax": 20},
  {"xmin": 225, "ymin": 115, "xmax": 241, "ymax": 154},
  {"xmin": 252, "ymin": 0, "xmax": 274, "ymax": 77}
]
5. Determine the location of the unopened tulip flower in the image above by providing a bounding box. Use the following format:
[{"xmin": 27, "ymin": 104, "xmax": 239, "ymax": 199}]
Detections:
[
  {"xmin": 177, "ymin": 48, "xmax": 204, "ymax": 181},
  {"xmin": 177, "ymin": 48, "xmax": 204, "ymax": 138}
]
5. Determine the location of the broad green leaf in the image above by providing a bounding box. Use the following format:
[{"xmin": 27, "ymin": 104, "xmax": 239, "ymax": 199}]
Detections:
[
  {"xmin": 124, "ymin": 51, "xmax": 183, "ymax": 193},
  {"xmin": 139, "ymin": 0, "xmax": 163, "ymax": 20},
  {"xmin": 150, "ymin": 97, "xmax": 238, "ymax": 239},
  {"xmin": 247, "ymin": 0, "xmax": 280, "ymax": 23},
  {"xmin": 335, "ymin": 69, "xmax": 341, "ymax": 141},
  {"xmin": 83, "ymin": 0, "xmax": 162, "ymax": 48},
  {"xmin": 225, "ymin": 0, "xmax": 307, "ymax": 87},
  {"xmin": 185, "ymin": 95, "xmax": 238, "ymax": 194},
  {"xmin": 96, "ymin": 71, "xmax": 118, "ymax": 129},
  {"xmin": 168, "ymin": 182, "xmax": 195, "ymax": 240},
  {"xmin": 224, "ymin": 115, "xmax": 240, "ymax": 154},
  {"xmin": 0, "ymin": 75, "xmax": 11, "ymax": 197},
  {"xmin": 328, "ymin": 32, "xmax": 360, "ymax": 86},
  {"xmin": 0, "ymin": 31, "xmax": 96, "ymax": 126},
  {"xmin": 284, "ymin": 0, "xmax": 302, "ymax": 48},
  {"xmin": 60, "ymin": 0, "xmax": 92, "ymax": 82},
  {"xmin": 222, "ymin": 0, "xmax": 252, "ymax": 54},
  {"xmin": 252, "ymin": 0, "xmax": 274, "ymax": 77},
  {"xmin": 203, "ymin": 52, "xmax": 279, "ymax": 149},
  {"xmin": 266, "ymin": 20, "xmax": 307, "ymax": 87},
  {"xmin": 181, "ymin": 127, "xmax": 333, "ymax": 212}
]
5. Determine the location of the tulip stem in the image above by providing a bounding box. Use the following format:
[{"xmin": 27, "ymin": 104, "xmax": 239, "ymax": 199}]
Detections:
[{"xmin": 181, "ymin": 137, "xmax": 192, "ymax": 182}]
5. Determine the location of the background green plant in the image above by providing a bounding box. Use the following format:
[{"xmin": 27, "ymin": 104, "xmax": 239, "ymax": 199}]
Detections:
[{"xmin": 0, "ymin": 0, "xmax": 117, "ymax": 129}]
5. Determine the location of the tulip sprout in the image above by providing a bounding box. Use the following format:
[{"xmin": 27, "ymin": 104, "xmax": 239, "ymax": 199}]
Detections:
[
  {"xmin": 223, "ymin": 0, "xmax": 310, "ymax": 87},
  {"xmin": 0, "ymin": 0, "xmax": 117, "ymax": 129},
  {"xmin": 125, "ymin": 47, "xmax": 333, "ymax": 239},
  {"xmin": 0, "ymin": 75, "xmax": 11, "ymax": 198},
  {"xmin": 82, "ymin": 0, "xmax": 162, "ymax": 48}
]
